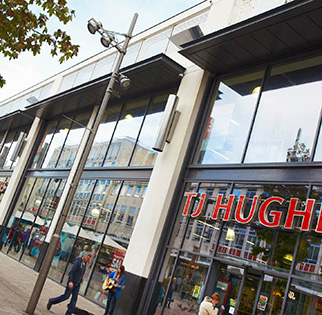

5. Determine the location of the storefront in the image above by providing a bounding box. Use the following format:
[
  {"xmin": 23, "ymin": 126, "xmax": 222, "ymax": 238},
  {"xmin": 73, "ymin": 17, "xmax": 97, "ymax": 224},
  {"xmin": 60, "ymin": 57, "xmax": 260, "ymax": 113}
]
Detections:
[
  {"xmin": 1, "ymin": 1, "xmax": 322, "ymax": 315},
  {"xmin": 140, "ymin": 1, "xmax": 322, "ymax": 314}
]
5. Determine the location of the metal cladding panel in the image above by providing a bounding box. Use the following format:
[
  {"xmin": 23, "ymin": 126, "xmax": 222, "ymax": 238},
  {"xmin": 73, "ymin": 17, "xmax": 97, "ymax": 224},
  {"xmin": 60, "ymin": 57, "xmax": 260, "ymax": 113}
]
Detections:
[
  {"xmin": 180, "ymin": 0, "xmax": 322, "ymax": 74},
  {"xmin": 185, "ymin": 165, "xmax": 322, "ymax": 183}
]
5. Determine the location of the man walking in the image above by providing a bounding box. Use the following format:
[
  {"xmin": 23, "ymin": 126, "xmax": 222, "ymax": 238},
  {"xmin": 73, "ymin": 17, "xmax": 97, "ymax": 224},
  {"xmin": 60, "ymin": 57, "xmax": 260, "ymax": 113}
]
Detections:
[{"xmin": 47, "ymin": 252, "xmax": 91, "ymax": 315}]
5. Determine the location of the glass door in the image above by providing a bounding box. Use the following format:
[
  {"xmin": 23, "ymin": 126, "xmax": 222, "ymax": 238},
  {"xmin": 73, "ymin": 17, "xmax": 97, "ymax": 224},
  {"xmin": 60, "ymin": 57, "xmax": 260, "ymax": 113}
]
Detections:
[
  {"xmin": 211, "ymin": 262, "xmax": 244, "ymax": 315},
  {"xmin": 254, "ymin": 274, "xmax": 287, "ymax": 315},
  {"xmin": 211, "ymin": 263, "xmax": 287, "ymax": 315},
  {"xmin": 237, "ymin": 270, "xmax": 261, "ymax": 315}
]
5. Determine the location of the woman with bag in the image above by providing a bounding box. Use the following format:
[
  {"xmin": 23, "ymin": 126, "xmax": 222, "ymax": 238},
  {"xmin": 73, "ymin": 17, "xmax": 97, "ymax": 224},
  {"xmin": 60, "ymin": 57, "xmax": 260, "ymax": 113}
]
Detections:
[{"xmin": 103, "ymin": 265, "xmax": 126, "ymax": 315}]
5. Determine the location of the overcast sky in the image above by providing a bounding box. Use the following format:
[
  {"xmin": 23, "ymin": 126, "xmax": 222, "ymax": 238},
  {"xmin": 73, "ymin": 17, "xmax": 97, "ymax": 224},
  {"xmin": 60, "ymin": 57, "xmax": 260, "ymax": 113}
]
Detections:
[{"xmin": 1, "ymin": 0, "xmax": 204, "ymax": 102}]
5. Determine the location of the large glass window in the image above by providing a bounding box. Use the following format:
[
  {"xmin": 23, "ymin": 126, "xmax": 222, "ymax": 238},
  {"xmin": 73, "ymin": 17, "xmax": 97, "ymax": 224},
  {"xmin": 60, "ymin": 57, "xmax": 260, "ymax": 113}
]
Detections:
[
  {"xmin": 85, "ymin": 91, "xmax": 171, "ymax": 168},
  {"xmin": 45, "ymin": 177, "xmax": 148, "ymax": 305},
  {"xmin": 197, "ymin": 55, "xmax": 322, "ymax": 165},
  {"xmin": 0, "ymin": 128, "xmax": 28, "ymax": 170},
  {"xmin": 31, "ymin": 121, "xmax": 59, "ymax": 169},
  {"xmin": 39, "ymin": 118, "xmax": 73, "ymax": 168},
  {"xmin": 286, "ymin": 279, "xmax": 322, "ymax": 315},
  {"xmin": 1, "ymin": 177, "xmax": 65, "ymax": 268},
  {"xmin": 155, "ymin": 250, "xmax": 211, "ymax": 315},
  {"xmin": 20, "ymin": 178, "xmax": 65, "ymax": 267},
  {"xmin": 196, "ymin": 71, "xmax": 264, "ymax": 164},
  {"xmin": 32, "ymin": 113, "xmax": 90, "ymax": 169},
  {"xmin": 49, "ymin": 178, "xmax": 96, "ymax": 282},
  {"xmin": 56, "ymin": 112, "xmax": 91, "ymax": 168},
  {"xmin": 255, "ymin": 274, "xmax": 287, "ymax": 315},
  {"xmin": 293, "ymin": 185, "xmax": 322, "ymax": 280},
  {"xmin": 85, "ymin": 180, "xmax": 147, "ymax": 303},
  {"xmin": 103, "ymin": 98, "xmax": 149, "ymax": 167},
  {"xmin": 245, "ymin": 57, "xmax": 322, "ymax": 163},
  {"xmin": 130, "ymin": 94, "xmax": 168, "ymax": 166},
  {"xmin": 85, "ymin": 103, "xmax": 120, "ymax": 168},
  {"xmin": 215, "ymin": 184, "xmax": 307, "ymax": 274},
  {"xmin": 170, "ymin": 182, "xmax": 229, "ymax": 256}
]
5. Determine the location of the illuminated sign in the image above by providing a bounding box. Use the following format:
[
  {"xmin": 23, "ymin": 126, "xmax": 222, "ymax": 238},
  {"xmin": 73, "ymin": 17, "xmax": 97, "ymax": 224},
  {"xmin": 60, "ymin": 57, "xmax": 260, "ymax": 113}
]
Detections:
[{"xmin": 182, "ymin": 192, "xmax": 322, "ymax": 233}]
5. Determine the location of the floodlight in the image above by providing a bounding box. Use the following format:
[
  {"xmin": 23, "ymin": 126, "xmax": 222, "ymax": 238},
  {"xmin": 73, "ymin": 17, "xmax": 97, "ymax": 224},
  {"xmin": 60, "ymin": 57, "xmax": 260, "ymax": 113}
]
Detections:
[
  {"xmin": 87, "ymin": 18, "xmax": 102, "ymax": 34},
  {"xmin": 100, "ymin": 35, "xmax": 112, "ymax": 48}
]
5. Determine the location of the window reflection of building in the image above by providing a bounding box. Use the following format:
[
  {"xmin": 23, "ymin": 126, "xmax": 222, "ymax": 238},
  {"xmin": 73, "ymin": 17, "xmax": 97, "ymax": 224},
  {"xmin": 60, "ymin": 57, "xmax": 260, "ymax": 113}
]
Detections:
[
  {"xmin": 47, "ymin": 138, "xmax": 156, "ymax": 169},
  {"xmin": 172, "ymin": 183, "xmax": 322, "ymax": 278},
  {"xmin": 63, "ymin": 180, "xmax": 146, "ymax": 247}
]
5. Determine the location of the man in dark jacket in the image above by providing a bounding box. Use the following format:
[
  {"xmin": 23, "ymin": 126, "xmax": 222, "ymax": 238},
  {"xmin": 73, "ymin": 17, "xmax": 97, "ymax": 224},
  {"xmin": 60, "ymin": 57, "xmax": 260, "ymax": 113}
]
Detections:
[{"xmin": 47, "ymin": 252, "xmax": 91, "ymax": 315}]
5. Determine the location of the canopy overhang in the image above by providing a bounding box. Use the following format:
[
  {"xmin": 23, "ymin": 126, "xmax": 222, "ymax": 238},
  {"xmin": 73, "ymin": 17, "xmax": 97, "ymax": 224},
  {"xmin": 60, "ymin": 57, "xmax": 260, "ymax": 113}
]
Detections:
[
  {"xmin": 0, "ymin": 54, "xmax": 185, "ymax": 132},
  {"xmin": 180, "ymin": 0, "xmax": 322, "ymax": 75}
]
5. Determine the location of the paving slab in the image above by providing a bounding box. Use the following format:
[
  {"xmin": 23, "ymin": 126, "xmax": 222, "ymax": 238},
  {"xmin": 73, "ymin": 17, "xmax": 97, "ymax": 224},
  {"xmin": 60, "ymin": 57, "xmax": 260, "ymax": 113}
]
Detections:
[{"xmin": 0, "ymin": 251, "xmax": 104, "ymax": 315}]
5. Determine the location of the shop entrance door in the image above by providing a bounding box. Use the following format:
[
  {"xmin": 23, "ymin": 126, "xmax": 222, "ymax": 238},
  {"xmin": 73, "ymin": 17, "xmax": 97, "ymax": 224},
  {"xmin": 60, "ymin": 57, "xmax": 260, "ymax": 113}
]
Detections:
[
  {"xmin": 236, "ymin": 269, "xmax": 287, "ymax": 315},
  {"xmin": 211, "ymin": 263, "xmax": 287, "ymax": 315},
  {"xmin": 236, "ymin": 269, "xmax": 262, "ymax": 315}
]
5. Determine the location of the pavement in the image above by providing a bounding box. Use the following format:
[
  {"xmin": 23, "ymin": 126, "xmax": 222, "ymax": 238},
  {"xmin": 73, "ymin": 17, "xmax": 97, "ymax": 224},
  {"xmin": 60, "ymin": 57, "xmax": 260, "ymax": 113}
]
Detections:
[{"xmin": 0, "ymin": 251, "xmax": 105, "ymax": 315}]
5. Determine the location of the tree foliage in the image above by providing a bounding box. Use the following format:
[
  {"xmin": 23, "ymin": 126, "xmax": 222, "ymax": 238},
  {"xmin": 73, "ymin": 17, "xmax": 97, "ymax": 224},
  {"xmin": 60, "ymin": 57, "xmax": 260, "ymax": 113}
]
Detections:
[{"xmin": 0, "ymin": 0, "xmax": 79, "ymax": 87}]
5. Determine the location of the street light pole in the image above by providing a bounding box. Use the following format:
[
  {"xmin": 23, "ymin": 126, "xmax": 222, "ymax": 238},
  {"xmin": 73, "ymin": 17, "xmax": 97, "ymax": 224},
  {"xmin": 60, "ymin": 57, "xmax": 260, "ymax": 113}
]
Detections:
[{"xmin": 26, "ymin": 12, "xmax": 138, "ymax": 314}]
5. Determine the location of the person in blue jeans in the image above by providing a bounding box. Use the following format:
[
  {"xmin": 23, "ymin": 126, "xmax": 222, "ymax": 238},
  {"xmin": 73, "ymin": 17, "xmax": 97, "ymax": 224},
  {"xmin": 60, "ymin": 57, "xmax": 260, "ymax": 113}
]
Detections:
[
  {"xmin": 47, "ymin": 252, "xmax": 91, "ymax": 315},
  {"xmin": 104, "ymin": 265, "xmax": 126, "ymax": 315}
]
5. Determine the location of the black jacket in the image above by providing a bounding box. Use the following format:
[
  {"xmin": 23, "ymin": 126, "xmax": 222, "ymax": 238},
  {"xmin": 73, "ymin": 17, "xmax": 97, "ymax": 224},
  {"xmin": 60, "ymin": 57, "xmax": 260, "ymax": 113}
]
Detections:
[{"xmin": 68, "ymin": 256, "xmax": 86, "ymax": 286}]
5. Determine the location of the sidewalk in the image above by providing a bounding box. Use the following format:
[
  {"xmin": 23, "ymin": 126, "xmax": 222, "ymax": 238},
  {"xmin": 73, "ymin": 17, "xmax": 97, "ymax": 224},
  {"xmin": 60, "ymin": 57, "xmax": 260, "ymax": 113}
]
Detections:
[{"xmin": 0, "ymin": 251, "xmax": 104, "ymax": 315}]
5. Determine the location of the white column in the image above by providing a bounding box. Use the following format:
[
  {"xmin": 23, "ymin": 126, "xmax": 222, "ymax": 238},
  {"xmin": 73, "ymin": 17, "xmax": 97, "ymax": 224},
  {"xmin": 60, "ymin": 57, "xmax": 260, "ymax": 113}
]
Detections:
[
  {"xmin": 124, "ymin": 66, "xmax": 210, "ymax": 278},
  {"xmin": 0, "ymin": 117, "xmax": 44, "ymax": 225}
]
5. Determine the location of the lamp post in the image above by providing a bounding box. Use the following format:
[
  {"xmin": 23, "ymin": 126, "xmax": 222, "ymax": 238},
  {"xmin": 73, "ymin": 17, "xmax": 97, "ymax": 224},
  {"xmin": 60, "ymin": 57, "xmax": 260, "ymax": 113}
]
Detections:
[{"xmin": 26, "ymin": 13, "xmax": 138, "ymax": 314}]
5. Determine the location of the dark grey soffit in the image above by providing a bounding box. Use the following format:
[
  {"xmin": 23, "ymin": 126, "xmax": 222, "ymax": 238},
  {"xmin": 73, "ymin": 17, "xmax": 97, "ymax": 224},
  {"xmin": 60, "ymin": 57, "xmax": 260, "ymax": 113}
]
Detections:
[
  {"xmin": 0, "ymin": 54, "xmax": 185, "ymax": 132},
  {"xmin": 180, "ymin": 0, "xmax": 322, "ymax": 74},
  {"xmin": 186, "ymin": 164, "xmax": 322, "ymax": 184}
]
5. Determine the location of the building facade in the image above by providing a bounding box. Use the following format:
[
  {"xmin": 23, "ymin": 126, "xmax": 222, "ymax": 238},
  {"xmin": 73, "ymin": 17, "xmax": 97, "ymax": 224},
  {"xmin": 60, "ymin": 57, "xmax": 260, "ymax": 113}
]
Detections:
[{"xmin": 1, "ymin": 0, "xmax": 322, "ymax": 314}]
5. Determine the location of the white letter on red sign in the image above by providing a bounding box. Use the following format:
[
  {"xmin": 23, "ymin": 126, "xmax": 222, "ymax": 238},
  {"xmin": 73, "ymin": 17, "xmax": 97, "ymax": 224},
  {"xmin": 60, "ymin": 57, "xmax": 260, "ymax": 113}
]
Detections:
[
  {"xmin": 182, "ymin": 192, "xmax": 198, "ymax": 216},
  {"xmin": 258, "ymin": 197, "xmax": 284, "ymax": 227},
  {"xmin": 235, "ymin": 195, "xmax": 259, "ymax": 224},
  {"xmin": 284, "ymin": 198, "xmax": 315, "ymax": 231},
  {"xmin": 212, "ymin": 194, "xmax": 236, "ymax": 221},
  {"xmin": 191, "ymin": 193, "xmax": 207, "ymax": 218}
]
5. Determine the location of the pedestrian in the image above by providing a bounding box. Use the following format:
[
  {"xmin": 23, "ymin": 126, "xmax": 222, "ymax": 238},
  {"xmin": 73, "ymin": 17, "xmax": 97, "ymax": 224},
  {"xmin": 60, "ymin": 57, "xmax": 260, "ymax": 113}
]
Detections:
[
  {"xmin": 166, "ymin": 278, "xmax": 175, "ymax": 308},
  {"xmin": 47, "ymin": 252, "xmax": 91, "ymax": 315},
  {"xmin": 103, "ymin": 265, "xmax": 126, "ymax": 315},
  {"xmin": 10, "ymin": 225, "xmax": 21, "ymax": 252},
  {"xmin": 18, "ymin": 228, "xmax": 30, "ymax": 252},
  {"xmin": 4, "ymin": 227, "xmax": 13, "ymax": 246},
  {"xmin": 198, "ymin": 292, "xmax": 221, "ymax": 315}
]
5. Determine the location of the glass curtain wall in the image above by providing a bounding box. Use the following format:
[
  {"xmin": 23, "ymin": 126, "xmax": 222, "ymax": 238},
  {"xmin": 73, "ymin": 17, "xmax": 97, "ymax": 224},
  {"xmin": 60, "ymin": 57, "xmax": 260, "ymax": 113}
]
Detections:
[
  {"xmin": 245, "ymin": 57, "xmax": 322, "ymax": 163},
  {"xmin": 196, "ymin": 71, "xmax": 264, "ymax": 164},
  {"xmin": 1, "ymin": 177, "xmax": 66, "ymax": 268},
  {"xmin": 0, "ymin": 127, "xmax": 29, "ymax": 169},
  {"xmin": 31, "ymin": 112, "xmax": 91, "ymax": 169},
  {"xmin": 86, "ymin": 91, "xmax": 171, "ymax": 168},
  {"xmin": 196, "ymin": 55, "xmax": 322, "ymax": 165},
  {"xmin": 31, "ymin": 90, "xmax": 170, "ymax": 171},
  {"xmin": 46, "ymin": 177, "xmax": 148, "ymax": 306},
  {"xmin": 155, "ymin": 181, "xmax": 322, "ymax": 315}
]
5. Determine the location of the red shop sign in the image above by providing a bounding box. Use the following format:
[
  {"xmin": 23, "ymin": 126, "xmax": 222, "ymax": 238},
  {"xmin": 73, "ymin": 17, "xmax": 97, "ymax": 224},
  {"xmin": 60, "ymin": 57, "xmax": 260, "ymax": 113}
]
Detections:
[{"xmin": 182, "ymin": 192, "xmax": 322, "ymax": 233}]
